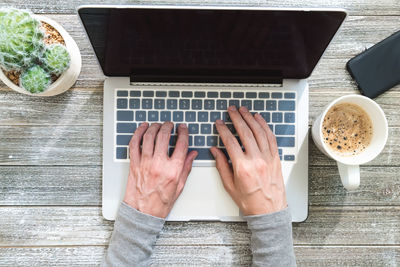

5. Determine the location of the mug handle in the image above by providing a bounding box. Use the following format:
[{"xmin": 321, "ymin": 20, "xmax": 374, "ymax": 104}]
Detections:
[{"xmin": 337, "ymin": 162, "xmax": 360, "ymax": 190}]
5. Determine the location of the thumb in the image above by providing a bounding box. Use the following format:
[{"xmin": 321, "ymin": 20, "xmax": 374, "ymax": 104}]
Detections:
[
  {"xmin": 176, "ymin": 150, "xmax": 198, "ymax": 198},
  {"xmin": 210, "ymin": 147, "xmax": 235, "ymax": 194}
]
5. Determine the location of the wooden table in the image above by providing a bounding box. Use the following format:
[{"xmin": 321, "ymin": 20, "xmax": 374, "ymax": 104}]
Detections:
[{"xmin": 1, "ymin": 1, "xmax": 399, "ymax": 266}]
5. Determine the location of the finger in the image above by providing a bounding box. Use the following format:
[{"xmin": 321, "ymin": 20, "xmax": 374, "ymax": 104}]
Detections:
[
  {"xmin": 227, "ymin": 106, "xmax": 259, "ymax": 155},
  {"xmin": 215, "ymin": 119, "xmax": 243, "ymax": 164},
  {"xmin": 141, "ymin": 123, "xmax": 161, "ymax": 159},
  {"xmin": 171, "ymin": 123, "xmax": 189, "ymax": 161},
  {"xmin": 210, "ymin": 147, "xmax": 235, "ymax": 195},
  {"xmin": 154, "ymin": 122, "xmax": 174, "ymax": 157},
  {"xmin": 254, "ymin": 113, "xmax": 279, "ymax": 157},
  {"xmin": 238, "ymin": 106, "xmax": 270, "ymax": 153},
  {"xmin": 129, "ymin": 122, "xmax": 149, "ymax": 162},
  {"xmin": 175, "ymin": 150, "xmax": 198, "ymax": 198}
]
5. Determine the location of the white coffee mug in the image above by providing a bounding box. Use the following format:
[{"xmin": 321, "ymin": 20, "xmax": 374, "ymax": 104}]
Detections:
[{"xmin": 311, "ymin": 95, "xmax": 388, "ymax": 190}]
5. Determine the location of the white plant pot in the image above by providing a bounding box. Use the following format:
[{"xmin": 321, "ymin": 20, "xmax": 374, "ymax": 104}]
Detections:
[{"xmin": 0, "ymin": 15, "xmax": 81, "ymax": 96}]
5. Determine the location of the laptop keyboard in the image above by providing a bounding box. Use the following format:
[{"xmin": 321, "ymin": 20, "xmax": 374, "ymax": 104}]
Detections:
[{"xmin": 115, "ymin": 89, "xmax": 297, "ymax": 162}]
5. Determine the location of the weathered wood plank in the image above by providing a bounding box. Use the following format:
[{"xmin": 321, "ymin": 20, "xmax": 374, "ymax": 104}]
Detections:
[
  {"xmin": 0, "ymin": 245, "xmax": 399, "ymax": 266},
  {"xmin": 0, "ymin": 125, "xmax": 398, "ymax": 166},
  {"xmin": 0, "ymin": 15, "xmax": 399, "ymax": 90},
  {"xmin": 1, "ymin": 206, "xmax": 400, "ymax": 246},
  {"xmin": 1, "ymin": 0, "xmax": 400, "ymax": 16},
  {"xmin": 1, "ymin": 165, "xmax": 400, "ymax": 206}
]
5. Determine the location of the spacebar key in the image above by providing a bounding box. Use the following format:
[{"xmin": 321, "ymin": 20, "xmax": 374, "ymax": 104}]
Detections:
[{"xmin": 190, "ymin": 148, "xmax": 214, "ymax": 160}]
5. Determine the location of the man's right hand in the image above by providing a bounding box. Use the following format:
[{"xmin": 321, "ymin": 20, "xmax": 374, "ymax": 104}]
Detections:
[{"xmin": 210, "ymin": 106, "xmax": 287, "ymax": 216}]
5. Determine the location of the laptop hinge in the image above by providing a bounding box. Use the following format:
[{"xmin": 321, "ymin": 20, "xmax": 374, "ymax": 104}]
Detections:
[{"xmin": 129, "ymin": 69, "xmax": 283, "ymax": 85}]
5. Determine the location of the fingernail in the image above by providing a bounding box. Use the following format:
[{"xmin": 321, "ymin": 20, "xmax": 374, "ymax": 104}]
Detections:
[
  {"xmin": 180, "ymin": 123, "xmax": 187, "ymax": 128},
  {"xmin": 216, "ymin": 119, "xmax": 223, "ymax": 125},
  {"xmin": 228, "ymin": 105, "xmax": 236, "ymax": 111},
  {"xmin": 209, "ymin": 147, "xmax": 216, "ymax": 158},
  {"xmin": 240, "ymin": 106, "xmax": 248, "ymax": 112}
]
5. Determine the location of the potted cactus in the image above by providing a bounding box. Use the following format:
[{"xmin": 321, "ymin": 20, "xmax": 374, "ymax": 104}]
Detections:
[{"xmin": 0, "ymin": 8, "xmax": 81, "ymax": 96}]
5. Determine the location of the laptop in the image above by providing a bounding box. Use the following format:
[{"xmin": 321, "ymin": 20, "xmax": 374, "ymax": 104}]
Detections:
[{"xmin": 78, "ymin": 5, "xmax": 346, "ymax": 222}]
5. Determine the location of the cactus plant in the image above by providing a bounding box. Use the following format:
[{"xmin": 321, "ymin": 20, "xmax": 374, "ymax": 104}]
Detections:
[
  {"xmin": 42, "ymin": 44, "xmax": 70, "ymax": 76},
  {"xmin": 0, "ymin": 8, "xmax": 44, "ymax": 71},
  {"xmin": 20, "ymin": 65, "xmax": 51, "ymax": 93}
]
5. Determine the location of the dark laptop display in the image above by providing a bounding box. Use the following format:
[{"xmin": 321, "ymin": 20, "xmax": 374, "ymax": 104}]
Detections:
[{"xmin": 79, "ymin": 7, "xmax": 345, "ymax": 82}]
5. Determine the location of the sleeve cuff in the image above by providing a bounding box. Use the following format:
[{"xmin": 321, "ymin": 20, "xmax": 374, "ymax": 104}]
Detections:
[
  {"xmin": 243, "ymin": 207, "xmax": 292, "ymax": 229},
  {"xmin": 119, "ymin": 202, "xmax": 165, "ymax": 231}
]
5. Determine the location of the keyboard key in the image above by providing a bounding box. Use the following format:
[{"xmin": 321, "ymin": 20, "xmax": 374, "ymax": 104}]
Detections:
[
  {"xmin": 277, "ymin": 137, "xmax": 295, "ymax": 147},
  {"xmin": 117, "ymin": 111, "xmax": 133, "ymax": 121},
  {"xmin": 169, "ymin": 135, "xmax": 177, "ymax": 146},
  {"xmin": 213, "ymin": 125, "xmax": 218, "ymax": 134},
  {"xmin": 167, "ymin": 99, "xmax": 178, "ymax": 109},
  {"xmin": 169, "ymin": 91, "xmax": 180, "ymax": 97},
  {"xmin": 198, "ymin": 112, "xmax": 208, "ymax": 122},
  {"xmin": 216, "ymin": 100, "xmax": 227, "ymax": 110},
  {"xmin": 271, "ymin": 92, "xmax": 282, "ymax": 99},
  {"xmin": 279, "ymin": 100, "xmax": 295, "ymax": 111},
  {"xmin": 266, "ymin": 100, "xmax": 276, "ymax": 110},
  {"xmin": 233, "ymin": 92, "xmax": 244, "ymax": 98},
  {"xmin": 284, "ymin": 113, "xmax": 296, "ymax": 123},
  {"xmin": 259, "ymin": 92, "xmax": 270, "ymax": 98},
  {"xmin": 204, "ymin": 99, "xmax": 215, "ymax": 110},
  {"xmin": 154, "ymin": 99, "xmax": 165, "ymax": 109},
  {"xmin": 188, "ymin": 124, "xmax": 199, "ymax": 134},
  {"xmin": 284, "ymin": 155, "xmax": 295, "ymax": 161},
  {"xmin": 142, "ymin": 99, "xmax": 152, "ymax": 109},
  {"xmin": 192, "ymin": 99, "xmax": 202, "ymax": 110},
  {"xmin": 226, "ymin": 124, "xmax": 236, "ymax": 134},
  {"xmin": 188, "ymin": 136, "xmax": 193, "ymax": 146},
  {"xmin": 129, "ymin": 99, "xmax": 140, "ymax": 109},
  {"xmin": 117, "ymin": 135, "xmax": 132, "ymax": 145},
  {"xmin": 207, "ymin": 136, "xmax": 218, "ymax": 146},
  {"xmin": 220, "ymin": 92, "xmax": 231, "ymax": 98},
  {"xmin": 269, "ymin": 124, "xmax": 274, "ymax": 132},
  {"xmin": 143, "ymin": 91, "xmax": 154, "ymax": 97},
  {"xmin": 189, "ymin": 148, "xmax": 213, "ymax": 160},
  {"xmin": 222, "ymin": 112, "xmax": 231, "ymax": 122},
  {"xmin": 218, "ymin": 137, "xmax": 224, "ymax": 147},
  {"xmin": 254, "ymin": 100, "xmax": 264, "ymax": 110},
  {"xmin": 272, "ymin": 113, "xmax": 283, "ymax": 123},
  {"xmin": 194, "ymin": 136, "xmax": 205, "ymax": 146},
  {"xmin": 284, "ymin": 92, "xmax": 296, "ymax": 99},
  {"xmin": 130, "ymin": 91, "xmax": 140, "ymax": 97},
  {"xmin": 201, "ymin": 124, "xmax": 212, "ymax": 134},
  {"xmin": 135, "ymin": 111, "xmax": 146, "ymax": 121},
  {"xmin": 210, "ymin": 112, "xmax": 221, "ymax": 122},
  {"xmin": 179, "ymin": 99, "xmax": 190, "ymax": 110},
  {"xmin": 185, "ymin": 111, "xmax": 196, "ymax": 122},
  {"xmin": 117, "ymin": 98, "xmax": 128, "ymax": 109},
  {"xmin": 229, "ymin": 100, "xmax": 240, "ymax": 108},
  {"xmin": 182, "ymin": 91, "xmax": 193, "ymax": 97},
  {"xmin": 116, "ymin": 147, "xmax": 127, "ymax": 159},
  {"xmin": 117, "ymin": 90, "xmax": 128, "ymax": 97},
  {"xmin": 148, "ymin": 111, "xmax": 159, "ymax": 121},
  {"xmin": 278, "ymin": 149, "xmax": 282, "ymax": 155},
  {"xmin": 246, "ymin": 92, "xmax": 257, "ymax": 98},
  {"xmin": 194, "ymin": 91, "xmax": 206, "ymax": 98},
  {"xmin": 275, "ymin": 125, "xmax": 295, "ymax": 135},
  {"xmin": 173, "ymin": 111, "xmax": 184, "ymax": 122},
  {"xmin": 207, "ymin": 92, "xmax": 218, "ymax": 98},
  {"xmin": 160, "ymin": 111, "xmax": 171, "ymax": 121},
  {"xmin": 241, "ymin": 100, "xmax": 252, "ymax": 110},
  {"xmin": 156, "ymin": 91, "xmax": 167, "ymax": 97},
  {"xmin": 117, "ymin": 123, "xmax": 137, "ymax": 133},
  {"xmin": 260, "ymin": 112, "xmax": 270, "ymax": 123}
]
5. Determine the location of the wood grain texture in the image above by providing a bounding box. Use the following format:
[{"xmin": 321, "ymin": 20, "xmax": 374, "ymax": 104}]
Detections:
[
  {"xmin": 1, "ymin": 206, "xmax": 400, "ymax": 246},
  {"xmin": 1, "ymin": 165, "xmax": 400, "ymax": 206},
  {"xmin": 1, "ymin": 0, "xmax": 400, "ymax": 16},
  {"xmin": 0, "ymin": 246, "xmax": 399, "ymax": 266}
]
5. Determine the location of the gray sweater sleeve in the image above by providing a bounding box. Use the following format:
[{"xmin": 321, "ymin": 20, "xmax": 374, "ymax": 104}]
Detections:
[
  {"xmin": 101, "ymin": 202, "xmax": 165, "ymax": 267},
  {"xmin": 244, "ymin": 208, "xmax": 297, "ymax": 267}
]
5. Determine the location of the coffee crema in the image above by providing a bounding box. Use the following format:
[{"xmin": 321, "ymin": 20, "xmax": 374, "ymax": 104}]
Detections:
[{"xmin": 322, "ymin": 103, "xmax": 373, "ymax": 156}]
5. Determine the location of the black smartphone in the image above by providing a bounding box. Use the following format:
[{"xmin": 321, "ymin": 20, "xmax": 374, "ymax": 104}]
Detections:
[{"xmin": 346, "ymin": 30, "xmax": 400, "ymax": 98}]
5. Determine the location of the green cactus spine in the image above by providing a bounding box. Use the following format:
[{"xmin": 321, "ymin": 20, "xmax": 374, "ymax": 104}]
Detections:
[
  {"xmin": 42, "ymin": 44, "xmax": 70, "ymax": 76},
  {"xmin": 0, "ymin": 8, "xmax": 44, "ymax": 71},
  {"xmin": 20, "ymin": 65, "xmax": 51, "ymax": 93}
]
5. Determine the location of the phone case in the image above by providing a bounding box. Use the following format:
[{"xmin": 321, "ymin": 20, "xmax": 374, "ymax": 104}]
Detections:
[{"xmin": 346, "ymin": 30, "xmax": 400, "ymax": 98}]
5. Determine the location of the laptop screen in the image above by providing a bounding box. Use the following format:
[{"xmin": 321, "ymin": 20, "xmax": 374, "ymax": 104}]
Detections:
[{"xmin": 79, "ymin": 7, "xmax": 346, "ymax": 81}]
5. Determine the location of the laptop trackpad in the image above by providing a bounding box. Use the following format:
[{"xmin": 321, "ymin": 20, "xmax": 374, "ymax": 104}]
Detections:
[{"xmin": 167, "ymin": 166, "xmax": 241, "ymax": 221}]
